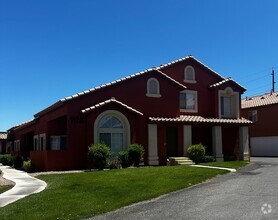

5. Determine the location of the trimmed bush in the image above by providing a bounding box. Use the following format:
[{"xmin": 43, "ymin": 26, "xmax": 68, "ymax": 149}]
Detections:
[
  {"xmin": 14, "ymin": 156, "xmax": 23, "ymax": 169},
  {"xmin": 22, "ymin": 160, "xmax": 35, "ymax": 173},
  {"xmin": 187, "ymin": 144, "xmax": 206, "ymax": 164},
  {"xmin": 128, "ymin": 144, "xmax": 144, "ymax": 167},
  {"xmin": 118, "ymin": 150, "xmax": 131, "ymax": 168},
  {"xmin": 109, "ymin": 159, "xmax": 120, "ymax": 169},
  {"xmin": 203, "ymin": 155, "xmax": 215, "ymax": 163},
  {"xmin": 88, "ymin": 143, "xmax": 111, "ymax": 170},
  {"xmin": 0, "ymin": 154, "xmax": 15, "ymax": 166}
]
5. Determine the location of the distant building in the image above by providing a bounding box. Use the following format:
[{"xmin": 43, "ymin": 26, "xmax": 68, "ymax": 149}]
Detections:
[
  {"xmin": 242, "ymin": 92, "xmax": 278, "ymax": 156},
  {"xmin": 8, "ymin": 55, "xmax": 251, "ymax": 171},
  {"xmin": 0, "ymin": 132, "xmax": 8, "ymax": 154}
]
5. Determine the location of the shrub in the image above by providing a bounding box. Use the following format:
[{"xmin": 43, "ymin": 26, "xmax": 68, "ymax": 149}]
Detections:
[
  {"xmin": 0, "ymin": 154, "xmax": 15, "ymax": 166},
  {"xmin": 187, "ymin": 144, "xmax": 206, "ymax": 164},
  {"xmin": 88, "ymin": 143, "xmax": 111, "ymax": 170},
  {"xmin": 22, "ymin": 160, "xmax": 35, "ymax": 173},
  {"xmin": 203, "ymin": 155, "xmax": 215, "ymax": 163},
  {"xmin": 109, "ymin": 159, "xmax": 120, "ymax": 169},
  {"xmin": 14, "ymin": 156, "xmax": 23, "ymax": 169},
  {"xmin": 118, "ymin": 150, "xmax": 131, "ymax": 168},
  {"xmin": 128, "ymin": 144, "xmax": 144, "ymax": 167}
]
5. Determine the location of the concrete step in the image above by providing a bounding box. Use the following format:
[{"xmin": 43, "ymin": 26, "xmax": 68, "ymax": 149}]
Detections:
[{"xmin": 168, "ymin": 157, "xmax": 194, "ymax": 165}]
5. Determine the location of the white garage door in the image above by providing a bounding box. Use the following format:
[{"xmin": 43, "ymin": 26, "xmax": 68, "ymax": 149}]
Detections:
[{"xmin": 251, "ymin": 136, "xmax": 278, "ymax": 156}]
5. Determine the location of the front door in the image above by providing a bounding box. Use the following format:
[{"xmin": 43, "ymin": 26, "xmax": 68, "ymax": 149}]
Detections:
[{"xmin": 166, "ymin": 127, "xmax": 178, "ymax": 157}]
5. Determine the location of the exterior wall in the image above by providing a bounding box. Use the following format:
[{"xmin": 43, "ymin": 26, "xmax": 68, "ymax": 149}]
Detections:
[
  {"xmin": 9, "ymin": 58, "xmax": 248, "ymax": 171},
  {"xmin": 242, "ymin": 104, "xmax": 278, "ymax": 137}
]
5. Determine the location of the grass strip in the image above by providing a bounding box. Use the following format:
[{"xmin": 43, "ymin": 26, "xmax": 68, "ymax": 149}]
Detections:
[{"xmin": 0, "ymin": 166, "xmax": 228, "ymax": 220}]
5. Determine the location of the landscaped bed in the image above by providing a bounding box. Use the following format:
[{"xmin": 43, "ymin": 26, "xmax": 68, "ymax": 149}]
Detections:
[{"xmin": 0, "ymin": 165, "xmax": 229, "ymax": 220}]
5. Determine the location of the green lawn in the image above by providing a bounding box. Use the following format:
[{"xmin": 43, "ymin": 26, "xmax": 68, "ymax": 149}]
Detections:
[
  {"xmin": 0, "ymin": 166, "xmax": 228, "ymax": 220},
  {"xmin": 201, "ymin": 161, "xmax": 250, "ymax": 169},
  {"xmin": 0, "ymin": 185, "xmax": 13, "ymax": 194}
]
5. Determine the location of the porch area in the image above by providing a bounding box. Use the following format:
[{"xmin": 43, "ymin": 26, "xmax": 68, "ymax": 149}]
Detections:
[{"xmin": 148, "ymin": 116, "xmax": 252, "ymax": 165}]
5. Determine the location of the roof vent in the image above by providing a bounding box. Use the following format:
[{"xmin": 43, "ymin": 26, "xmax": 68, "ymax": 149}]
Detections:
[{"xmin": 261, "ymin": 96, "xmax": 265, "ymax": 99}]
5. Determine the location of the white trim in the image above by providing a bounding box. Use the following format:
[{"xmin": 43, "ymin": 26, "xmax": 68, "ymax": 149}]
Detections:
[
  {"xmin": 146, "ymin": 78, "xmax": 161, "ymax": 98},
  {"xmin": 212, "ymin": 126, "xmax": 224, "ymax": 161},
  {"xmin": 239, "ymin": 127, "xmax": 249, "ymax": 160},
  {"xmin": 184, "ymin": 65, "xmax": 196, "ymax": 83},
  {"xmin": 183, "ymin": 125, "xmax": 192, "ymax": 156},
  {"xmin": 180, "ymin": 90, "xmax": 198, "ymax": 113},
  {"xmin": 94, "ymin": 110, "xmax": 130, "ymax": 151},
  {"xmin": 148, "ymin": 124, "xmax": 159, "ymax": 165},
  {"xmin": 218, "ymin": 87, "xmax": 239, "ymax": 118}
]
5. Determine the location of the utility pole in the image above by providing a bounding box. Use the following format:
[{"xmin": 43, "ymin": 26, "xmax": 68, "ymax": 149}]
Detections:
[{"xmin": 272, "ymin": 68, "xmax": 275, "ymax": 92}]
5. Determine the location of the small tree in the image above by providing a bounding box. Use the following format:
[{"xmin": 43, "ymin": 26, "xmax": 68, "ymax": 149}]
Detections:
[
  {"xmin": 128, "ymin": 144, "xmax": 144, "ymax": 167},
  {"xmin": 187, "ymin": 144, "xmax": 206, "ymax": 164},
  {"xmin": 88, "ymin": 143, "xmax": 111, "ymax": 170},
  {"xmin": 118, "ymin": 150, "xmax": 131, "ymax": 168}
]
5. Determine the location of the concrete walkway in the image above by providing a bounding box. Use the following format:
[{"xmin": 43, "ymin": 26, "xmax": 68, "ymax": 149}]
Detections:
[
  {"xmin": 190, "ymin": 164, "xmax": 237, "ymax": 172},
  {"xmin": 0, "ymin": 164, "xmax": 47, "ymax": 207}
]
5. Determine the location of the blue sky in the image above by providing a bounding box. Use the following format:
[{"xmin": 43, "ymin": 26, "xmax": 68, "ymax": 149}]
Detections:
[{"xmin": 1, "ymin": 0, "xmax": 278, "ymax": 131}]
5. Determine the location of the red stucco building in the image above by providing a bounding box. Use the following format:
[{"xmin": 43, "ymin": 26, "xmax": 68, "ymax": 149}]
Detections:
[
  {"xmin": 7, "ymin": 55, "xmax": 251, "ymax": 171},
  {"xmin": 242, "ymin": 92, "xmax": 278, "ymax": 156}
]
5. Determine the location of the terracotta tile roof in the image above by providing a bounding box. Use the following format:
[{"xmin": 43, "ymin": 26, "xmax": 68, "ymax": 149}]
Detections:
[
  {"xmin": 35, "ymin": 55, "xmax": 244, "ymax": 118},
  {"xmin": 60, "ymin": 69, "xmax": 186, "ymax": 103},
  {"xmin": 210, "ymin": 77, "xmax": 246, "ymax": 90},
  {"xmin": 0, "ymin": 132, "xmax": 7, "ymax": 139},
  {"xmin": 149, "ymin": 115, "xmax": 252, "ymax": 124},
  {"xmin": 242, "ymin": 92, "xmax": 278, "ymax": 109},
  {"xmin": 10, "ymin": 119, "xmax": 36, "ymax": 131},
  {"xmin": 81, "ymin": 97, "xmax": 143, "ymax": 115}
]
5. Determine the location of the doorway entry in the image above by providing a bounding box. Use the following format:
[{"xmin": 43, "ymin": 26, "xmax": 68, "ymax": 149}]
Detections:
[{"xmin": 166, "ymin": 127, "xmax": 178, "ymax": 157}]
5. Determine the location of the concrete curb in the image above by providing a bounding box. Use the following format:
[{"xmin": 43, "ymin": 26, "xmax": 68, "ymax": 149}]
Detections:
[
  {"xmin": 0, "ymin": 164, "xmax": 47, "ymax": 207},
  {"xmin": 190, "ymin": 164, "xmax": 237, "ymax": 172}
]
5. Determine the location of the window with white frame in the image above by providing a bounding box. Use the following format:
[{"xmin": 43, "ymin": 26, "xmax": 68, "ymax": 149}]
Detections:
[
  {"xmin": 146, "ymin": 78, "xmax": 161, "ymax": 97},
  {"xmin": 40, "ymin": 133, "xmax": 46, "ymax": 150},
  {"xmin": 34, "ymin": 135, "xmax": 39, "ymax": 151},
  {"xmin": 50, "ymin": 136, "xmax": 67, "ymax": 150},
  {"xmin": 219, "ymin": 87, "xmax": 239, "ymax": 118},
  {"xmin": 184, "ymin": 66, "xmax": 196, "ymax": 83},
  {"xmin": 14, "ymin": 140, "xmax": 20, "ymax": 152},
  {"xmin": 94, "ymin": 110, "xmax": 130, "ymax": 154},
  {"xmin": 180, "ymin": 90, "xmax": 198, "ymax": 112},
  {"xmin": 248, "ymin": 110, "xmax": 258, "ymax": 122}
]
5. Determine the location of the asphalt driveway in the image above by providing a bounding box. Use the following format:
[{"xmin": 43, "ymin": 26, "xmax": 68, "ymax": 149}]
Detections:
[{"xmin": 89, "ymin": 157, "xmax": 278, "ymax": 220}]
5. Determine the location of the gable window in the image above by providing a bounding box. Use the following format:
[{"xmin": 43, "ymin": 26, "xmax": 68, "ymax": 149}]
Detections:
[
  {"xmin": 180, "ymin": 90, "xmax": 198, "ymax": 113},
  {"xmin": 184, "ymin": 66, "xmax": 196, "ymax": 83},
  {"xmin": 94, "ymin": 110, "xmax": 130, "ymax": 154},
  {"xmin": 146, "ymin": 78, "xmax": 161, "ymax": 98},
  {"xmin": 219, "ymin": 87, "xmax": 239, "ymax": 118},
  {"xmin": 248, "ymin": 110, "xmax": 258, "ymax": 122}
]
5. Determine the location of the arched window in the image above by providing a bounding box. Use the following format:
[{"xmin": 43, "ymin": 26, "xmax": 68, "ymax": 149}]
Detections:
[
  {"xmin": 146, "ymin": 78, "xmax": 161, "ymax": 97},
  {"xmin": 184, "ymin": 66, "xmax": 196, "ymax": 83},
  {"xmin": 94, "ymin": 110, "xmax": 130, "ymax": 153}
]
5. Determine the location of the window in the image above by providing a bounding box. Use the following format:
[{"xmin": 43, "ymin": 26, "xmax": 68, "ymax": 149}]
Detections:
[
  {"xmin": 14, "ymin": 140, "xmax": 20, "ymax": 152},
  {"xmin": 94, "ymin": 110, "xmax": 130, "ymax": 154},
  {"xmin": 221, "ymin": 96, "xmax": 232, "ymax": 117},
  {"xmin": 248, "ymin": 110, "xmax": 258, "ymax": 122},
  {"xmin": 180, "ymin": 90, "xmax": 198, "ymax": 112},
  {"xmin": 219, "ymin": 87, "xmax": 239, "ymax": 118},
  {"xmin": 98, "ymin": 116, "xmax": 124, "ymax": 153},
  {"xmin": 33, "ymin": 134, "xmax": 46, "ymax": 151},
  {"xmin": 50, "ymin": 136, "xmax": 67, "ymax": 150},
  {"xmin": 184, "ymin": 66, "xmax": 196, "ymax": 83},
  {"xmin": 34, "ymin": 135, "xmax": 39, "ymax": 151},
  {"xmin": 146, "ymin": 78, "xmax": 161, "ymax": 97}
]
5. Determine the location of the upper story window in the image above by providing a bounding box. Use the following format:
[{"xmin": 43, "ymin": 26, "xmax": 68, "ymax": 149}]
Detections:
[
  {"xmin": 184, "ymin": 66, "xmax": 196, "ymax": 83},
  {"xmin": 219, "ymin": 87, "xmax": 239, "ymax": 118},
  {"xmin": 248, "ymin": 110, "xmax": 258, "ymax": 122},
  {"xmin": 180, "ymin": 90, "xmax": 198, "ymax": 113},
  {"xmin": 146, "ymin": 78, "xmax": 161, "ymax": 98}
]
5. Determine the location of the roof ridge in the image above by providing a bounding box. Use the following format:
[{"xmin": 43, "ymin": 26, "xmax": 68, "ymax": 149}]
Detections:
[{"xmin": 81, "ymin": 97, "xmax": 143, "ymax": 115}]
